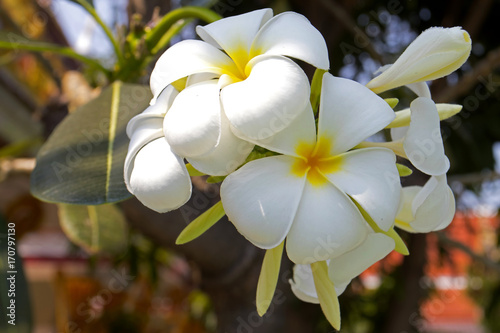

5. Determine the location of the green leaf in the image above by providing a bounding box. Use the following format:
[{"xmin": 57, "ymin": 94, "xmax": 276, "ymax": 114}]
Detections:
[
  {"xmin": 68, "ymin": 0, "xmax": 94, "ymax": 7},
  {"xmin": 206, "ymin": 175, "xmax": 226, "ymax": 183},
  {"xmin": 30, "ymin": 82, "xmax": 151, "ymax": 205},
  {"xmin": 384, "ymin": 98, "xmax": 399, "ymax": 109},
  {"xmin": 176, "ymin": 201, "xmax": 225, "ymax": 245},
  {"xmin": 58, "ymin": 204, "xmax": 128, "ymax": 255},
  {"xmin": 310, "ymin": 68, "xmax": 328, "ymax": 115},
  {"xmin": 0, "ymin": 216, "xmax": 32, "ymax": 332},
  {"xmin": 386, "ymin": 227, "xmax": 410, "ymax": 255},
  {"xmin": 256, "ymin": 241, "xmax": 284, "ymax": 316},
  {"xmin": 0, "ymin": 31, "xmax": 109, "ymax": 74},
  {"xmin": 396, "ymin": 163, "xmax": 413, "ymax": 177},
  {"xmin": 352, "ymin": 198, "xmax": 409, "ymax": 255},
  {"xmin": 311, "ymin": 261, "xmax": 341, "ymax": 330},
  {"xmin": 186, "ymin": 163, "xmax": 206, "ymax": 176}
]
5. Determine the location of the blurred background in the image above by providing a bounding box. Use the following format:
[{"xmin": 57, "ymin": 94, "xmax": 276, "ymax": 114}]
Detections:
[{"xmin": 1, "ymin": 0, "xmax": 500, "ymax": 332}]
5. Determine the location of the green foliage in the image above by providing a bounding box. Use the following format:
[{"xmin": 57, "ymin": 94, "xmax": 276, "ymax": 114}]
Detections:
[
  {"xmin": 58, "ymin": 203, "xmax": 128, "ymax": 255},
  {"xmin": 0, "ymin": 31, "xmax": 110, "ymax": 76},
  {"xmin": 256, "ymin": 241, "xmax": 284, "ymax": 316},
  {"xmin": 176, "ymin": 201, "xmax": 225, "ymax": 244},
  {"xmin": 30, "ymin": 82, "xmax": 151, "ymax": 205}
]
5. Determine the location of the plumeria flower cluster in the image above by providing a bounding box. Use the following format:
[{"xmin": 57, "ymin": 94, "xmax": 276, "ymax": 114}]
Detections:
[{"xmin": 124, "ymin": 8, "xmax": 471, "ymax": 330}]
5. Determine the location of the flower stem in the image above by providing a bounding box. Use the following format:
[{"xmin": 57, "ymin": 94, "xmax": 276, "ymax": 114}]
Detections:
[
  {"xmin": 145, "ymin": 6, "xmax": 222, "ymax": 55},
  {"xmin": 73, "ymin": 0, "xmax": 125, "ymax": 66}
]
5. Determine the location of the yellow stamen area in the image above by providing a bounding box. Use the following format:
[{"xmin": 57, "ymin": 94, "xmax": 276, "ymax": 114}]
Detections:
[
  {"xmin": 291, "ymin": 137, "xmax": 343, "ymax": 187},
  {"xmin": 220, "ymin": 46, "xmax": 252, "ymax": 83}
]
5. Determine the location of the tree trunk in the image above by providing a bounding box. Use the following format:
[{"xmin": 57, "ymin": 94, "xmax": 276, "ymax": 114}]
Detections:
[{"xmin": 122, "ymin": 180, "xmax": 317, "ymax": 332}]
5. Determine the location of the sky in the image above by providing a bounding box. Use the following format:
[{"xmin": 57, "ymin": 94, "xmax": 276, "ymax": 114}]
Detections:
[{"xmin": 50, "ymin": 0, "xmax": 128, "ymax": 62}]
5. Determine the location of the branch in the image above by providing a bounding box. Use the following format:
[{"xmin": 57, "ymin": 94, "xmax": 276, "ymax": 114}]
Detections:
[
  {"xmin": 463, "ymin": 0, "xmax": 494, "ymax": 38},
  {"xmin": 448, "ymin": 170, "xmax": 500, "ymax": 185},
  {"xmin": 434, "ymin": 45, "xmax": 500, "ymax": 103}
]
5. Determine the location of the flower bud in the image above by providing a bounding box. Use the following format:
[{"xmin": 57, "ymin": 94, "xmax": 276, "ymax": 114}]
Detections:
[{"xmin": 366, "ymin": 27, "xmax": 471, "ymax": 94}]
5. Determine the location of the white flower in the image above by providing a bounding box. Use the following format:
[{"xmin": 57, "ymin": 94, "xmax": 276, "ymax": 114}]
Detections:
[
  {"xmin": 150, "ymin": 8, "xmax": 329, "ymax": 142},
  {"xmin": 124, "ymin": 84, "xmax": 252, "ymax": 212},
  {"xmin": 390, "ymin": 97, "xmax": 450, "ymax": 176},
  {"xmin": 366, "ymin": 27, "xmax": 471, "ymax": 94},
  {"xmin": 220, "ymin": 73, "xmax": 401, "ymax": 264},
  {"xmin": 395, "ymin": 175, "xmax": 455, "ymax": 233},
  {"xmin": 163, "ymin": 80, "xmax": 254, "ymax": 176},
  {"xmin": 290, "ymin": 233, "xmax": 395, "ymax": 302}
]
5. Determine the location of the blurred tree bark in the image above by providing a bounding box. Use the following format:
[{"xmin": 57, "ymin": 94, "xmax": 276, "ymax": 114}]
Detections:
[{"xmin": 122, "ymin": 180, "xmax": 317, "ymax": 333}]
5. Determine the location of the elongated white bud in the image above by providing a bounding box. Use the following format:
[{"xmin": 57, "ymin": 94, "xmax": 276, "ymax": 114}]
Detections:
[{"xmin": 367, "ymin": 27, "xmax": 471, "ymax": 94}]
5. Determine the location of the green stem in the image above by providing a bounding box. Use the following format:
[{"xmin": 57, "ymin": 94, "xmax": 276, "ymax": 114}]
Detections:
[
  {"xmin": 151, "ymin": 18, "xmax": 193, "ymax": 55},
  {"xmin": 145, "ymin": 6, "xmax": 222, "ymax": 54},
  {"xmin": 0, "ymin": 39, "xmax": 111, "ymax": 76},
  {"xmin": 73, "ymin": 0, "xmax": 124, "ymax": 66}
]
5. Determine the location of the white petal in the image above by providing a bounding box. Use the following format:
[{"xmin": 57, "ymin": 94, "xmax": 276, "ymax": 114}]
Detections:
[
  {"xmin": 251, "ymin": 12, "xmax": 329, "ymax": 69},
  {"xmin": 290, "ymin": 264, "xmax": 320, "ymax": 304},
  {"xmin": 125, "ymin": 88, "xmax": 176, "ymax": 185},
  {"xmin": 286, "ymin": 181, "xmax": 368, "ymax": 264},
  {"xmin": 366, "ymin": 27, "xmax": 471, "ymax": 94},
  {"xmin": 163, "ymin": 81, "xmax": 221, "ymax": 158},
  {"xmin": 407, "ymin": 82, "xmax": 431, "ymax": 98},
  {"xmin": 127, "ymin": 138, "xmax": 191, "ymax": 213},
  {"xmin": 319, "ymin": 74, "xmax": 395, "ymax": 155},
  {"xmin": 324, "ymin": 148, "xmax": 401, "ymax": 232},
  {"xmin": 290, "ymin": 263, "xmax": 346, "ymax": 302},
  {"xmin": 221, "ymin": 55, "xmax": 310, "ymax": 140},
  {"xmin": 186, "ymin": 73, "xmax": 219, "ymax": 87},
  {"xmin": 143, "ymin": 85, "xmax": 179, "ymax": 116},
  {"xmin": 126, "ymin": 86, "xmax": 177, "ymax": 137},
  {"xmin": 232, "ymin": 102, "xmax": 316, "ymax": 157},
  {"xmin": 411, "ymin": 175, "xmax": 455, "ymax": 232},
  {"xmin": 150, "ymin": 40, "xmax": 236, "ymax": 103},
  {"xmin": 394, "ymin": 186, "xmax": 420, "ymax": 232},
  {"xmin": 404, "ymin": 97, "xmax": 449, "ymax": 175},
  {"xmin": 186, "ymin": 111, "xmax": 254, "ymax": 176},
  {"xmin": 124, "ymin": 115, "xmax": 164, "ymax": 185},
  {"xmin": 390, "ymin": 126, "xmax": 408, "ymax": 141},
  {"xmin": 221, "ymin": 155, "xmax": 306, "ymax": 249},
  {"xmin": 328, "ymin": 233, "xmax": 395, "ymax": 286},
  {"xmin": 196, "ymin": 9, "xmax": 273, "ymax": 59}
]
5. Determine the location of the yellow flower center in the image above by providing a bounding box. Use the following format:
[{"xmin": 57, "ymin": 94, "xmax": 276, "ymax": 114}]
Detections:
[
  {"xmin": 220, "ymin": 46, "xmax": 253, "ymax": 83},
  {"xmin": 291, "ymin": 137, "xmax": 343, "ymax": 187}
]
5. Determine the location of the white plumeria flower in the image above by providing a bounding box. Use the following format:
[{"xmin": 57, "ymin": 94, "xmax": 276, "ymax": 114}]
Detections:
[
  {"xmin": 124, "ymin": 84, "xmax": 252, "ymax": 213},
  {"xmin": 395, "ymin": 175, "xmax": 455, "ymax": 233},
  {"xmin": 164, "ymin": 79, "xmax": 254, "ymax": 175},
  {"xmin": 366, "ymin": 27, "xmax": 471, "ymax": 94},
  {"xmin": 391, "ymin": 96, "xmax": 450, "ymax": 176},
  {"xmin": 220, "ymin": 73, "xmax": 401, "ymax": 264},
  {"xmin": 150, "ymin": 8, "xmax": 329, "ymax": 142},
  {"xmin": 290, "ymin": 233, "xmax": 395, "ymax": 302}
]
